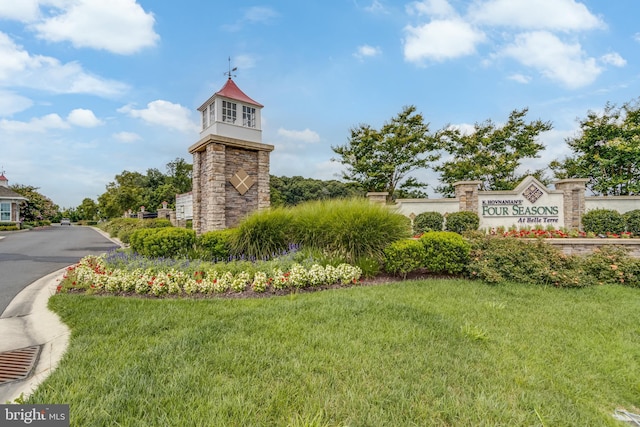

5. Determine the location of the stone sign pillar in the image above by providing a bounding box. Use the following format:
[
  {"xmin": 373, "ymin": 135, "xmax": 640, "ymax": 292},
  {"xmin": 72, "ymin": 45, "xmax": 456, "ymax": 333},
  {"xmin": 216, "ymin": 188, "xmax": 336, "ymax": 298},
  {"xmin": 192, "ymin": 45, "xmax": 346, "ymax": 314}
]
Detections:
[
  {"xmin": 366, "ymin": 192, "xmax": 389, "ymax": 205},
  {"xmin": 189, "ymin": 135, "xmax": 273, "ymax": 235},
  {"xmin": 453, "ymin": 181, "xmax": 481, "ymax": 213},
  {"xmin": 554, "ymin": 178, "xmax": 589, "ymax": 230}
]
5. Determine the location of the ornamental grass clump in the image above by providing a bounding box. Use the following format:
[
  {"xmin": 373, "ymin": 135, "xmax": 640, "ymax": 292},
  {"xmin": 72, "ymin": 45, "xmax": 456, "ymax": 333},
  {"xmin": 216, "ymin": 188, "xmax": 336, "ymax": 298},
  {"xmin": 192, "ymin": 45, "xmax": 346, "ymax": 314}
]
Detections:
[
  {"xmin": 230, "ymin": 207, "xmax": 294, "ymax": 259},
  {"xmin": 291, "ymin": 198, "xmax": 411, "ymax": 263}
]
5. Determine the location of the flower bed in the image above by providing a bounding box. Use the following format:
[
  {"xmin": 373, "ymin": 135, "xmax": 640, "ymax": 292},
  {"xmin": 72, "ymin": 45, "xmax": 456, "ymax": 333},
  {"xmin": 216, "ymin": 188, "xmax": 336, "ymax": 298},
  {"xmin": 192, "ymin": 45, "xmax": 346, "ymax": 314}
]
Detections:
[
  {"xmin": 501, "ymin": 228, "xmax": 634, "ymax": 239},
  {"xmin": 58, "ymin": 254, "xmax": 363, "ymax": 297}
]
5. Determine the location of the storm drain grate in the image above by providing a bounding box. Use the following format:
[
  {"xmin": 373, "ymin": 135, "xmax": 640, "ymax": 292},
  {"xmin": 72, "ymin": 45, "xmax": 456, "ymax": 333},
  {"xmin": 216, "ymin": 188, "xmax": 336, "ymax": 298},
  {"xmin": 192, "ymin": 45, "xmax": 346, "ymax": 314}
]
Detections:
[{"xmin": 0, "ymin": 345, "xmax": 41, "ymax": 385}]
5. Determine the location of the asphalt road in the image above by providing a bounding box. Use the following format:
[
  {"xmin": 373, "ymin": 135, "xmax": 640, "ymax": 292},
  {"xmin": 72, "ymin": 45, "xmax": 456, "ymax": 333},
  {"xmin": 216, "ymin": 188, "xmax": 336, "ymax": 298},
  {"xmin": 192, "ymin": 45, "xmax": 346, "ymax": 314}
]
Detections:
[{"xmin": 0, "ymin": 225, "xmax": 118, "ymax": 314}]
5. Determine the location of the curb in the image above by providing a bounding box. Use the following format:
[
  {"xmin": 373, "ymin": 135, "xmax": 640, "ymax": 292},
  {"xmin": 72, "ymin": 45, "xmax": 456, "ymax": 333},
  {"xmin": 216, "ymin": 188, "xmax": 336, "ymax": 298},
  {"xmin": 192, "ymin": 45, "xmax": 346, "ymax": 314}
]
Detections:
[{"xmin": 0, "ymin": 268, "xmax": 70, "ymax": 404}]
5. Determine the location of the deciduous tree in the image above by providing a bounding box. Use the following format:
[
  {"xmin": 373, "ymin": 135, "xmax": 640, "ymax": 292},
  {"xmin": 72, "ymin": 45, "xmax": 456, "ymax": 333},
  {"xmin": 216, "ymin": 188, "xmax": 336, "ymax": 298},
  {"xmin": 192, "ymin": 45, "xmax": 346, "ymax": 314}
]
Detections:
[
  {"xmin": 331, "ymin": 105, "xmax": 440, "ymax": 201},
  {"xmin": 435, "ymin": 108, "xmax": 552, "ymax": 197},
  {"xmin": 550, "ymin": 100, "xmax": 640, "ymax": 195}
]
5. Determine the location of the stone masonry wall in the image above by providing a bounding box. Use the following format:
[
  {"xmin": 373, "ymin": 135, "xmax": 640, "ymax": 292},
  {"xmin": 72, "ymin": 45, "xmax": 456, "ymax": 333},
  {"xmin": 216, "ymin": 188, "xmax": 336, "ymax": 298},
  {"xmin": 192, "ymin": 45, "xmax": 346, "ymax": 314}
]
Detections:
[
  {"xmin": 454, "ymin": 181, "xmax": 481, "ymax": 213},
  {"xmin": 225, "ymin": 147, "xmax": 259, "ymax": 228},
  {"xmin": 190, "ymin": 134, "xmax": 274, "ymax": 234}
]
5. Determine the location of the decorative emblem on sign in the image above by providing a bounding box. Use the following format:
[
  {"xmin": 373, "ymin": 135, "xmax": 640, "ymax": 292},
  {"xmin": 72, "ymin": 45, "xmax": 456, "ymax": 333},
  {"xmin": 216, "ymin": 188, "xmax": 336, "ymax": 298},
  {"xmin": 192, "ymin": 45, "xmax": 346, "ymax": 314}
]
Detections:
[
  {"xmin": 230, "ymin": 169, "xmax": 255, "ymax": 195},
  {"xmin": 522, "ymin": 184, "xmax": 544, "ymax": 204}
]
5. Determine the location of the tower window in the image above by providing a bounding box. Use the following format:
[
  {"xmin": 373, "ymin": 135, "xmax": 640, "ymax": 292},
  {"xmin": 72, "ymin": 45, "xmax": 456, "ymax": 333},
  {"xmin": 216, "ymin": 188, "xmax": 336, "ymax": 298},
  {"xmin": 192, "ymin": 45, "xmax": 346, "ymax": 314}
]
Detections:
[
  {"xmin": 201, "ymin": 109, "xmax": 207, "ymax": 130},
  {"xmin": 222, "ymin": 100, "xmax": 236, "ymax": 123},
  {"xmin": 243, "ymin": 106, "xmax": 256, "ymax": 128},
  {"xmin": 209, "ymin": 102, "xmax": 215, "ymax": 125}
]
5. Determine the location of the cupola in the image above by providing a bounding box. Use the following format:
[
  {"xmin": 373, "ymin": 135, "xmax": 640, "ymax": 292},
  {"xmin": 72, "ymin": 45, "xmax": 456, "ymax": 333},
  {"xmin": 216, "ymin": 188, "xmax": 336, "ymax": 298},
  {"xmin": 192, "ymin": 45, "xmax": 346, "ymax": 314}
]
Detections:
[{"xmin": 197, "ymin": 77, "xmax": 263, "ymax": 143}]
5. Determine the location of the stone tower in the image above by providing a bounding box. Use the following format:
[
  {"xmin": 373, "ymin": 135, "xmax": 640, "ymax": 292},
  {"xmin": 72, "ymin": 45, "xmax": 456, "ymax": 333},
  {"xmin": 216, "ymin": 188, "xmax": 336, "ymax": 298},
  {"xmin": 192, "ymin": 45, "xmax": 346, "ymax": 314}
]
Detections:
[{"xmin": 189, "ymin": 77, "xmax": 274, "ymax": 234}]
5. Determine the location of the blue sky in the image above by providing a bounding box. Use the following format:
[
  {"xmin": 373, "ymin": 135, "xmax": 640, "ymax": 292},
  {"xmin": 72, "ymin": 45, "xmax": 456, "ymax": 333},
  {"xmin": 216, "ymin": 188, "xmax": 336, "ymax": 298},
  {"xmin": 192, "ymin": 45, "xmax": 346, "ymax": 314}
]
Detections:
[{"xmin": 1, "ymin": 0, "xmax": 639, "ymax": 208}]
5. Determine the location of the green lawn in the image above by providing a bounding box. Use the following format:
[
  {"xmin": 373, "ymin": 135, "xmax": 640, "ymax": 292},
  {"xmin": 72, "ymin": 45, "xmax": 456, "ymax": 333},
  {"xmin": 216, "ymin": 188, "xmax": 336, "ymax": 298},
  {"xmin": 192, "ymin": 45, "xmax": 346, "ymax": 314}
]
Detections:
[{"xmin": 28, "ymin": 280, "xmax": 640, "ymax": 426}]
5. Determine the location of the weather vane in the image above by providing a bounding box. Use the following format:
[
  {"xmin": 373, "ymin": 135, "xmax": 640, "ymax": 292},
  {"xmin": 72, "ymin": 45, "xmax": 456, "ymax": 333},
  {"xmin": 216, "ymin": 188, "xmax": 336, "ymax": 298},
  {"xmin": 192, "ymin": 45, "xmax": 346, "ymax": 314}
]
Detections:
[{"xmin": 224, "ymin": 56, "xmax": 237, "ymax": 79}]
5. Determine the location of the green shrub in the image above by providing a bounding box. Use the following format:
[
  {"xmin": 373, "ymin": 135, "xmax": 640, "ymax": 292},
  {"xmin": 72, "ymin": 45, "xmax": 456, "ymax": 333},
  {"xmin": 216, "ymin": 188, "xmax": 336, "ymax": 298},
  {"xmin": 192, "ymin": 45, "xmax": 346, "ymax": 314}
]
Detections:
[
  {"xmin": 99, "ymin": 218, "xmax": 172, "ymax": 244},
  {"xmin": 354, "ymin": 255, "xmax": 383, "ymax": 278},
  {"xmin": 0, "ymin": 222, "xmax": 18, "ymax": 231},
  {"xmin": 420, "ymin": 231, "xmax": 470, "ymax": 275},
  {"xmin": 445, "ymin": 211, "xmax": 479, "ymax": 234},
  {"xmin": 467, "ymin": 235, "xmax": 579, "ymax": 286},
  {"xmin": 413, "ymin": 211, "xmax": 443, "ymax": 234},
  {"xmin": 582, "ymin": 209, "xmax": 625, "ymax": 235},
  {"xmin": 383, "ymin": 239, "xmax": 426, "ymax": 278},
  {"xmin": 291, "ymin": 198, "xmax": 411, "ymax": 263},
  {"xmin": 579, "ymin": 246, "xmax": 640, "ymax": 287},
  {"xmin": 196, "ymin": 229, "xmax": 235, "ymax": 261},
  {"xmin": 130, "ymin": 228, "xmax": 196, "ymax": 258},
  {"xmin": 624, "ymin": 209, "xmax": 640, "ymax": 236},
  {"xmin": 230, "ymin": 207, "xmax": 295, "ymax": 259}
]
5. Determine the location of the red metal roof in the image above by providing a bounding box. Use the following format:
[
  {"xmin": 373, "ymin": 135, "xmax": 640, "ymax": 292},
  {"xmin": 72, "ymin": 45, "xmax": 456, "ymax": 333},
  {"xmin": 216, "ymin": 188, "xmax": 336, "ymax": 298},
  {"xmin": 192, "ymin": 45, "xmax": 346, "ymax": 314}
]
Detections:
[
  {"xmin": 215, "ymin": 78, "xmax": 263, "ymax": 107},
  {"xmin": 0, "ymin": 174, "xmax": 7, "ymax": 181}
]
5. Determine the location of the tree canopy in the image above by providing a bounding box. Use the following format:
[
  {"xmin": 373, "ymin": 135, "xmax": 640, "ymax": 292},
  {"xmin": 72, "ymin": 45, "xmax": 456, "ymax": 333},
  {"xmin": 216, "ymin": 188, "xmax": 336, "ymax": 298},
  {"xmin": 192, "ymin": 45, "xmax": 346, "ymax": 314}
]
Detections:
[
  {"xmin": 270, "ymin": 175, "xmax": 362, "ymax": 207},
  {"xmin": 550, "ymin": 100, "xmax": 640, "ymax": 196},
  {"xmin": 97, "ymin": 157, "xmax": 192, "ymax": 218},
  {"xmin": 331, "ymin": 105, "xmax": 440, "ymax": 201},
  {"xmin": 434, "ymin": 108, "xmax": 552, "ymax": 197},
  {"xmin": 9, "ymin": 184, "xmax": 59, "ymax": 222}
]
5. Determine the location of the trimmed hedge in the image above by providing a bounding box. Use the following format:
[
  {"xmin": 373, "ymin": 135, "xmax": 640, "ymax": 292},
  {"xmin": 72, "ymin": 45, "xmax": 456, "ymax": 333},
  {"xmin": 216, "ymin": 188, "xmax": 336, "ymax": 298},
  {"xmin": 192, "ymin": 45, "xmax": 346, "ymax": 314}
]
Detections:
[
  {"xmin": 383, "ymin": 239, "xmax": 426, "ymax": 278},
  {"xmin": 196, "ymin": 229, "xmax": 235, "ymax": 261},
  {"xmin": 624, "ymin": 209, "xmax": 640, "ymax": 236},
  {"xmin": 419, "ymin": 231, "xmax": 470, "ymax": 274},
  {"xmin": 445, "ymin": 211, "xmax": 479, "ymax": 234},
  {"xmin": 413, "ymin": 211, "xmax": 443, "ymax": 234},
  {"xmin": 130, "ymin": 227, "xmax": 196, "ymax": 258},
  {"xmin": 0, "ymin": 222, "xmax": 18, "ymax": 231},
  {"xmin": 582, "ymin": 209, "xmax": 625, "ymax": 235}
]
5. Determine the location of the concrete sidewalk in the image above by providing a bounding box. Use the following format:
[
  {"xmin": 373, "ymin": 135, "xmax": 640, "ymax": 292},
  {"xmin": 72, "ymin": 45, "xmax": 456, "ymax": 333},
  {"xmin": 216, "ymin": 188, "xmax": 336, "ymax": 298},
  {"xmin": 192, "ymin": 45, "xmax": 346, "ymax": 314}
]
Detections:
[{"xmin": 0, "ymin": 268, "xmax": 70, "ymax": 403}]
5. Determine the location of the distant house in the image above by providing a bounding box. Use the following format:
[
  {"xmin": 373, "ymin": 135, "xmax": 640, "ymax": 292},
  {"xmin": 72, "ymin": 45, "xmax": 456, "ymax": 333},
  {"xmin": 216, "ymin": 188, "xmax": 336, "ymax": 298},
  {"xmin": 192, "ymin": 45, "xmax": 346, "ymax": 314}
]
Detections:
[{"xmin": 0, "ymin": 174, "xmax": 27, "ymax": 223}]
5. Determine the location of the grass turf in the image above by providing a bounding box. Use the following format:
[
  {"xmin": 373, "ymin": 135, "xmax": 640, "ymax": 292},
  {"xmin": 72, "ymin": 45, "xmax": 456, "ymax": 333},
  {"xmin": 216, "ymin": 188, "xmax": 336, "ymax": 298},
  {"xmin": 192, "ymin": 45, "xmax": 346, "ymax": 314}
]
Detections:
[{"xmin": 26, "ymin": 279, "xmax": 640, "ymax": 426}]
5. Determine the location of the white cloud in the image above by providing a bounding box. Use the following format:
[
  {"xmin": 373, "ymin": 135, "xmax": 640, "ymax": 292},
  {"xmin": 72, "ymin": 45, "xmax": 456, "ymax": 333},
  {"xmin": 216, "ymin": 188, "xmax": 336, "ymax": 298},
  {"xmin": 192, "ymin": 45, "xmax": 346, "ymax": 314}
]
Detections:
[
  {"xmin": 234, "ymin": 54, "xmax": 257, "ymax": 71},
  {"xmin": 447, "ymin": 123, "xmax": 476, "ymax": 135},
  {"xmin": 365, "ymin": 0, "xmax": 388, "ymax": 14},
  {"xmin": 243, "ymin": 6, "xmax": 279, "ymax": 24},
  {"xmin": 0, "ymin": 91, "xmax": 33, "ymax": 116},
  {"xmin": 0, "ymin": 32, "xmax": 128, "ymax": 97},
  {"xmin": 407, "ymin": 0, "xmax": 456, "ymax": 18},
  {"xmin": 118, "ymin": 100, "xmax": 198, "ymax": 133},
  {"xmin": 0, "ymin": 1, "xmax": 40, "ymax": 22},
  {"xmin": 500, "ymin": 31, "xmax": 601, "ymax": 89},
  {"xmin": 223, "ymin": 6, "xmax": 278, "ymax": 31},
  {"xmin": 67, "ymin": 108, "xmax": 103, "ymax": 127},
  {"xmin": 33, "ymin": 0, "xmax": 159, "ymax": 55},
  {"xmin": 508, "ymin": 73, "xmax": 532, "ymax": 84},
  {"xmin": 403, "ymin": 19, "xmax": 485, "ymax": 63},
  {"xmin": 600, "ymin": 52, "xmax": 626, "ymax": 67},
  {"xmin": 469, "ymin": 0, "xmax": 605, "ymax": 32},
  {"xmin": 277, "ymin": 127, "xmax": 321, "ymax": 143},
  {"xmin": 354, "ymin": 44, "xmax": 382, "ymax": 60},
  {"xmin": 0, "ymin": 113, "xmax": 69, "ymax": 133},
  {"xmin": 635, "ymin": 33, "xmax": 640, "ymax": 43},
  {"xmin": 113, "ymin": 131, "xmax": 142, "ymax": 143}
]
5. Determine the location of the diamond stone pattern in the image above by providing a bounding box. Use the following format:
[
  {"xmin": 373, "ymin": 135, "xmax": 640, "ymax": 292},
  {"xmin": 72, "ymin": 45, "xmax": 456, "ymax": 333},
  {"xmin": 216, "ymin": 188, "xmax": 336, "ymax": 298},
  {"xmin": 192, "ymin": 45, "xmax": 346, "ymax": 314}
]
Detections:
[
  {"xmin": 230, "ymin": 169, "xmax": 255, "ymax": 195},
  {"xmin": 522, "ymin": 184, "xmax": 544, "ymax": 204}
]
